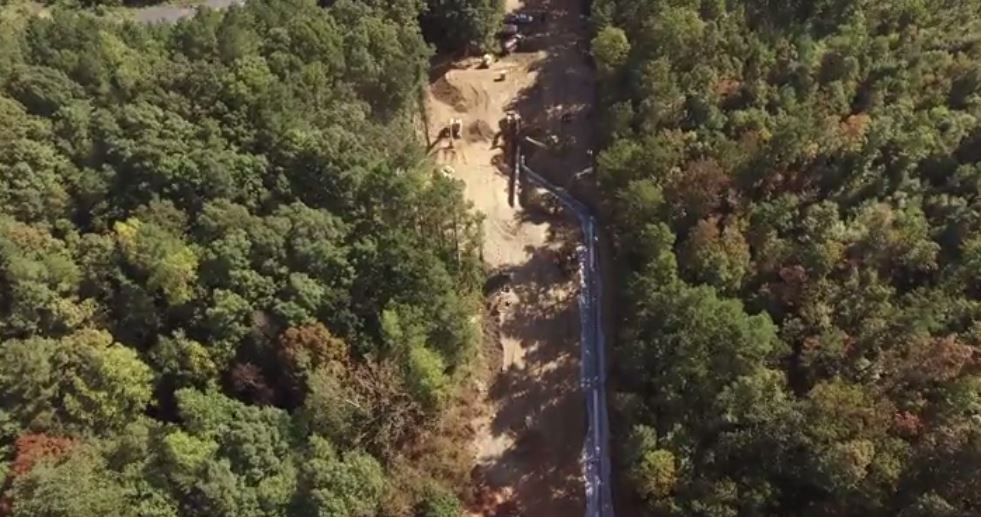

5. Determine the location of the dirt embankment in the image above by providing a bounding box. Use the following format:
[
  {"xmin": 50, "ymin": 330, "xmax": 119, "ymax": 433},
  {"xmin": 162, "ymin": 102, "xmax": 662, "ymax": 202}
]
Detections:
[{"xmin": 425, "ymin": 0, "xmax": 600, "ymax": 514}]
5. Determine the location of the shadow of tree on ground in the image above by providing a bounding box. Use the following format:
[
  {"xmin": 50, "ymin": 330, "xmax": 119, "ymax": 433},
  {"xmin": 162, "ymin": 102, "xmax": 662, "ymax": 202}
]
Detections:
[{"xmin": 468, "ymin": 0, "xmax": 598, "ymax": 514}]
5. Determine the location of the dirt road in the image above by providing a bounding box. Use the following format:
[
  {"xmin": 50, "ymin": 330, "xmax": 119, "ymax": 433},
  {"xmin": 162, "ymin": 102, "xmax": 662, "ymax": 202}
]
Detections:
[
  {"xmin": 425, "ymin": 0, "xmax": 599, "ymax": 514},
  {"xmin": 131, "ymin": 0, "xmax": 243, "ymax": 24}
]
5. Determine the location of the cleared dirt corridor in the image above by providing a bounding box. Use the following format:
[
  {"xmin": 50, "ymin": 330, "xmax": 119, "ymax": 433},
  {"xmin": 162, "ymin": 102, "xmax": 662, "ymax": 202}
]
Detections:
[{"xmin": 425, "ymin": 0, "xmax": 599, "ymax": 514}]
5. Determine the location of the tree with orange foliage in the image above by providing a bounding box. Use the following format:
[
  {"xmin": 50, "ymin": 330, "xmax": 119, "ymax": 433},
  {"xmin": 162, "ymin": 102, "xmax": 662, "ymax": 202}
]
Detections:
[
  {"xmin": 276, "ymin": 322, "xmax": 350, "ymax": 407},
  {"xmin": 664, "ymin": 158, "xmax": 731, "ymax": 229},
  {"xmin": 0, "ymin": 434, "xmax": 75, "ymax": 515},
  {"xmin": 9, "ymin": 434, "xmax": 75, "ymax": 478}
]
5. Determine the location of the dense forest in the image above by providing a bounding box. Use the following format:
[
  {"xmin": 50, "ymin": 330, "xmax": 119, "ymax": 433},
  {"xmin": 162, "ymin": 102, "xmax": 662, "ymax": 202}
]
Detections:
[
  {"xmin": 26, "ymin": 0, "xmax": 502, "ymax": 51},
  {"xmin": 592, "ymin": 0, "xmax": 981, "ymax": 514},
  {"xmin": 0, "ymin": 0, "xmax": 503, "ymax": 515}
]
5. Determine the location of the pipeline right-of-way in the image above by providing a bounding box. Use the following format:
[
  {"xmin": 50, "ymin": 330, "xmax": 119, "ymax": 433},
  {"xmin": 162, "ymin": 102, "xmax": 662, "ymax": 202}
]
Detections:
[{"xmin": 513, "ymin": 139, "xmax": 614, "ymax": 516}]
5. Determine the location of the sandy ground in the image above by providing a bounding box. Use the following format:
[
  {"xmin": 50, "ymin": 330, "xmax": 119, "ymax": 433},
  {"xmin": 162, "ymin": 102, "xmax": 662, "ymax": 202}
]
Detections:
[
  {"xmin": 426, "ymin": 0, "xmax": 598, "ymax": 514},
  {"xmin": 130, "ymin": 0, "xmax": 242, "ymax": 24}
]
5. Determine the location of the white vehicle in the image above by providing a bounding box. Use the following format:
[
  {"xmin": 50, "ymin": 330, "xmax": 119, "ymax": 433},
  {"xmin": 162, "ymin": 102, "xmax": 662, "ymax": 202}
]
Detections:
[{"xmin": 502, "ymin": 34, "xmax": 523, "ymax": 54}]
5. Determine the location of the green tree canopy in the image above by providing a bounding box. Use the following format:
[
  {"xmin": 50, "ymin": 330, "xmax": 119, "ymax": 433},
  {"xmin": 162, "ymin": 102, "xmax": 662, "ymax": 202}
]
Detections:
[
  {"xmin": 0, "ymin": 1, "xmax": 480, "ymax": 514},
  {"xmin": 597, "ymin": 0, "xmax": 981, "ymax": 513}
]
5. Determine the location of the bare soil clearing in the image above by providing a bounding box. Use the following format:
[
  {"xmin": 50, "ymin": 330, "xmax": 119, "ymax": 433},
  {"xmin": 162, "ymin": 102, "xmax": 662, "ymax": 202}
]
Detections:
[
  {"xmin": 425, "ymin": 0, "xmax": 598, "ymax": 514},
  {"xmin": 130, "ymin": 0, "xmax": 242, "ymax": 24}
]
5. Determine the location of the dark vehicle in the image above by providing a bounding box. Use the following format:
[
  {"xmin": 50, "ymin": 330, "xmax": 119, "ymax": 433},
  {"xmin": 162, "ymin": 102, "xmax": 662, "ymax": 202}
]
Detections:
[
  {"xmin": 483, "ymin": 271, "xmax": 513, "ymax": 295},
  {"xmin": 505, "ymin": 13, "xmax": 535, "ymax": 24},
  {"xmin": 499, "ymin": 23, "xmax": 519, "ymax": 37}
]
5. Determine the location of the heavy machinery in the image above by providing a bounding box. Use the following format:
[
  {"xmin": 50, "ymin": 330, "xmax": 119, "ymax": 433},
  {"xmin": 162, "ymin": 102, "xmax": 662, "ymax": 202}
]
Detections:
[
  {"xmin": 498, "ymin": 111, "xmax": 521, "ymax": 141},
  {"xmin": 437, "ymin": 118, "xmax": 463, "ymax": 150}
]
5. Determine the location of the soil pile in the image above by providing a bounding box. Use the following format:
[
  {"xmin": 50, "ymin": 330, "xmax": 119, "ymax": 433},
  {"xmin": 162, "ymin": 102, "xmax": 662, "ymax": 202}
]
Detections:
[
  {"xmin": 466, "ymin": 120, "xmax": 496, "ymax": 142},
  {"xmin": 432, "ymin": 76, "xmax": 470, "ymax": 113}
]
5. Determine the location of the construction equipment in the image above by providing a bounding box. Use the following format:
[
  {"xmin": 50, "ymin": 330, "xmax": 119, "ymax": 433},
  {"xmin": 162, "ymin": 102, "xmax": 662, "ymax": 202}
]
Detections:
[
  {"xmin": 499, "ymin": 111, "xmax": 521, "ymax": 138},
  {"xmin": 449, "ymin": 118, "xmax": 463, "ymax": 139}
]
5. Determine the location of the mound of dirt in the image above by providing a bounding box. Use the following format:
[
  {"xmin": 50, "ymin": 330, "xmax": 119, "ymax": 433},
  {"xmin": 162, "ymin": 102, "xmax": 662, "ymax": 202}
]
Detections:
[
  {"xmin": 432, "ymin": 76, "xmax": 470, "ymax": 113},
  {"xmin": 466, "ymin": 120, "xmax": 496, "ymax": 142}
]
